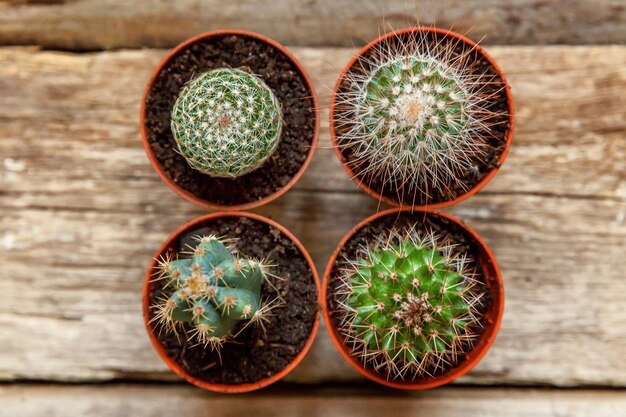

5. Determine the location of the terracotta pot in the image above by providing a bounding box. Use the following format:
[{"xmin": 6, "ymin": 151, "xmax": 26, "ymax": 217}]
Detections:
[
  {"xmin": 143, "ymin": 211, "xmax": 321, "ymax": 393},
  {"xmin": 140, "ymin": 29, "xmax": 320, "ymax": 211},
  {"xmin": 329, "ymin": 27, "xmax": 515, "ymax": 209},
  {"xmin": 322, "ymin": 207, "xmax": 504, "ymax": 389}
]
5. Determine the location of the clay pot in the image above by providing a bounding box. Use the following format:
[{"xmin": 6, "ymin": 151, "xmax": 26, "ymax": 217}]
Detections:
[
  {"xmin": 141, "ymin": 29, "xmax": 320, "ymax": 210},
  {"xmin": 322, "ymin": 207, "xmax": 504, "ymax": 389},
  {"xmin": 143, "ymin": 211, "xmax": 320, "ymax": 393},
  {"xmin": 329, "ymin": 27, "xmax": 515, "ymax": 209}
]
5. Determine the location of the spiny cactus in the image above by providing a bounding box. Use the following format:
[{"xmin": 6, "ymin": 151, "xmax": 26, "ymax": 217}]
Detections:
[
  {"xmin": 333, "ymin": 29, "xmax": 505, "ymax": 203},
  {"xmin": 171, "ymin": 68, "xmax": 283, "ymax": 178},
  {"xmin": 151, "ymin": 235, "xmax": 276, "ymax": 351},
  {"xmin": 335, "ymin": 226, "xmax": 485, "ymax": 379}
]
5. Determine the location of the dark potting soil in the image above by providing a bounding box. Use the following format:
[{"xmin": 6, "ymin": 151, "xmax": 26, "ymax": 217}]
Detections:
[
  {"xmin": 333, "ymin": 31, "xmax": 511, "ymax": 206},
  {"xmin": 144, "ymin": 34, "xmax": 316, "ymax": 206},
  {"xmin": 326, "ymin": 211, "xmax": 493, "ymax": 381},
  {"xmin": 148, "ymin": 216, "xmax": 318, "ymax": 385}
]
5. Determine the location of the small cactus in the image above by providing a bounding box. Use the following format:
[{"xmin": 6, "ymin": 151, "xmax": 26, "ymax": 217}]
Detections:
[
  {"xmin": 335, "ymin": 227, "xmax": 485, "ymax": 379},
  {"xmin": 151, "ymin": 235, "xmax": 275, "ymax": 351},
  {"xmin": 333, "ymin": 29, "xmax": 505, "ymax": 203},
  {"xmin": 171, "ymin": 68, "xmax": 283, "ymax": 178}
]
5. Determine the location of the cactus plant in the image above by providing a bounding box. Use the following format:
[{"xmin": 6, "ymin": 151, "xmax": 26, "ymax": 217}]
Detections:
[
  {"xmin": 332, "ymin": 28, "xmax": 507, "ymax": 203},
  {"xmin": 335, "ymin": 226, "xmax": 485, "ymax": 379},
  {"xmin": 150, "ymin": 235, "xmax": 276, "ymax": 351},
  {"xmin": 171, "ymin": 68, "xmax": 283, "ymax": 178}
]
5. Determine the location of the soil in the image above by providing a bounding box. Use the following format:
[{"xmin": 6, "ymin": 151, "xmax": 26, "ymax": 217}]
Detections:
[
  {"xmin": 148, "ymin": 216, "xmax": 318, "ymax": 385},
  {"xmin": 333, "ymin": 30, "xmax": 511, "ymax": 206},
  {"xmin": 326, "ymin": 211, "xmax": 493, "ymax": 381},
  {"xmin": 144, "ymin": 34, "xmax": 316, "ymax": 206}
]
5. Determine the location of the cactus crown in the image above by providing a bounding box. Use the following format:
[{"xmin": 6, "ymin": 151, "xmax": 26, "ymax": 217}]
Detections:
[
  {"xmin": 333, "ymin": 29, "xmax": 505, "ymax": 203},
  {"xmin": 335, "ymin": 226, "xmax": 485, "ymax": 379},
  {"xmin": 171, "ymin": 68, "xmax": 283, "ymax": 178},
  {"xmin": 150, "ymin": 235, "xmax": 275, "ymax": 351}
]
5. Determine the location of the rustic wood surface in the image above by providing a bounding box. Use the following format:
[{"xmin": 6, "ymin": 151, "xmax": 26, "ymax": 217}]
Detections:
[
  {"xmin": 1, "ymin": 45, "xmax": 625, "ymax": 391},
  {"xmin": 3, "ymin": 385, "xmax": 626, "ymax": 417},
  {"xmin": 1, "ymin": 0, "xmax": 625, "ymax": 50}
]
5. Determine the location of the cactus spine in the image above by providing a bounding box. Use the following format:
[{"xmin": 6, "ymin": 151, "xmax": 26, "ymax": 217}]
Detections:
[
  {"xmin": 150, "ymin": 235, "xmax": 275, "ymax": 351},
  {"xmin": 336, "ymin": 226, "xmax": 485, "ymax": 379},
  {"xmin": 171, "ymin": 68, "xmax": 282, "ymax": 178},
  {"xmin": 333, "ymin": 29, "xmax": 505, "ymax": 203}
]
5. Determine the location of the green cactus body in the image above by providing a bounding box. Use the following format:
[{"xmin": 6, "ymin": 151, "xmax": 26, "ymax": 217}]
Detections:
[
  {"xmin": 339, "ymin": 230, "xmax": 484, "ymax": 378},
  {"xmin": 153, "ymin": 236, "xmax": 267, "ymax": 350},
  {"xmin": 171, "ymin": 68, "xmax": 282, "ymax": 178},
  {"xmin": 359, "ymin": 57, "xmax": 469, "ymax": 168}
]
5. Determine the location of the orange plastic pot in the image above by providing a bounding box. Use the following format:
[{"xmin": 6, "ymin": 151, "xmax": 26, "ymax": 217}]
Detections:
[
  {"xmin": 140, "ymin": 29, "xmax": 320, "ymax": 211},
  {"xmin": 322, "ymin": 207, "xmax": 504, "ymax": 389},
  {"xmin": 143, "ymin": 211, "xmax": 321, "ymax": 393},
  {"xmin": 329, "ymin": 27, "xmax": 515, "ymax": 209}
]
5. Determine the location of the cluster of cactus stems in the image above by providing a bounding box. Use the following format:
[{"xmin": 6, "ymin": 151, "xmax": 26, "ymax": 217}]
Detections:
[
  {"xmin": 150, "ymin": 235, "xmax": 278, "ymax": 352},
  {"xmin": 171, "ymin": 68, "xmax": 283, "ymax": 178},
  {"xmin": 333, "ymin": 29, "xmax": 506, "ymax": 203},
  {"xmin": 335, "ymin": 226, "xmax": 485, "ymax": 379}
]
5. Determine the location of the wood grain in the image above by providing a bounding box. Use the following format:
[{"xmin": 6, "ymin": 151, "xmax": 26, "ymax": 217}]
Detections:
[
  {"xmin": 0, "ymin": 0, "xmax": 625, "ymax": 50},
  {"xmin": 1, "ymin": 46, "xmax": 625, "ymax": 386},
  {"xmin": 3, "ymin": 385, "xmax": 626, "ymax": 417}
]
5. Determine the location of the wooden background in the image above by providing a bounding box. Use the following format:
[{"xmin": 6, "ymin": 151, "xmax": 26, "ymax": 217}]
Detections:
[{"xmin": 1, "ymin": 0, "xmax": 625, "ymax": 415}]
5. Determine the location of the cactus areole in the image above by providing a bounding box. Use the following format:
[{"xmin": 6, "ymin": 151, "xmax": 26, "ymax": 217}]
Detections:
[
  {"xmin": 323, "ymin": 209, "xmax": 504, "ymax": 389},
  {"xmin": 330, "ymin": 27, "xmax": 514, "ymax": 208}
]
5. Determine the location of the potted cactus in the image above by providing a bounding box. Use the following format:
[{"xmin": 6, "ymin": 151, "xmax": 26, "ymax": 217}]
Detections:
[
  {"xmin": 322, "ymin": 208, "xmax": 503, "ymax": 389},
  {"xmin": 141, "ymin": 30, "xmax": 319, "ymax": 210},
  {"xmin": 330, "ymin": 27, "xmax": 514, "ymax": 208},
  {"xmin": 143, "ymin": 212, "xmax": 320, "ymax": 392}
]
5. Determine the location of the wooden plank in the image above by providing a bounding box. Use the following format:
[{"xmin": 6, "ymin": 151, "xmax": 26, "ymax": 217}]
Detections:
[
  {"xmin": 1, "ymin": 46, "xmax": 625, "ymax": 386},
  {"xmin": 3, "ymin": 385, "xmax": 626, "ymax": 417},
  {"xmin": 0, "ymin": 0, "xmax": 625, "ymax": 50},
  {"xmin": 1, "ymin": 46, "xmax": 624, "ymax": 201},
  {"xmin": 1, "ymin": 193, "xmax": 625, "ymax": 385}
]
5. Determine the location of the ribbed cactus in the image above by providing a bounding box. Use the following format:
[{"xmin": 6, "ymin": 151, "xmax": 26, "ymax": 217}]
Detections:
[
  {"xmin": 171, "ymin": 68, "xmax": 283, "ymax": 178},
  {"xmin": 151, "ymin": 235, "xmax": 275, "ymax": 351},
  {"xmin": 333, "ymin": 29, "xmax": 505, "ymax": 202},
  {"xmin": 336, "ymin": 227, "xmax": 485, "ymax": 378}
]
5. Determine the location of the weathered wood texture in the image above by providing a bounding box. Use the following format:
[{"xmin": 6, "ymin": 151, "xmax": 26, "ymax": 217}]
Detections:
[
  {"xmin": 1, "ymin": 46, "xmax": 625, "ymax": 387},
  {"xmin": 3, "ymin": 385, "xmax": 626, "ymax": 417},
  {"xmin": 0, "ymin": 0, "xmax": 625, "ymax": 50}
]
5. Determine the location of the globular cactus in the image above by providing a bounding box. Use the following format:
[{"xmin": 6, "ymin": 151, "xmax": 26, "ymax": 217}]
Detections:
[
  {"xmin": 335, "ymin": 227, "xmax": 485, "ymax": 378},
  {"xmin": 333, "ymin": 29, "xmax": 505, "ymax": 202},
  {"xmin": 171, "ymin": 68, "xmax": 283, "ymax": 178},
  {"xmin": 151, "ymin": 235, "xmax": 275, "ymax": 351}
]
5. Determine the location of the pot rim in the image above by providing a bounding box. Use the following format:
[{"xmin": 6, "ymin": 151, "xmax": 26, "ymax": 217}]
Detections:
[
  {"xmin": 140, "ymin": 29, "xmax": 320, "ymax": 211},
  {"xmin": 142, "ymin": 211, "xmax": 321, "ymax": 393},
  {"xmin": 321, "ymin": 207, "xmax": 504, "ymax": 389},
  {"xmin": 329, "ymin": 26, "xmax": 515, "ymax": 209}
]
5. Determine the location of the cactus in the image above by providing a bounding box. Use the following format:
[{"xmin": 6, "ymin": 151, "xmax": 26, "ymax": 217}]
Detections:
[
  {"xmin": 150, "ymin": 235, "xmax": 276, "ymax": 351},
  {"xmin": 171, "ymin": 68, "xmax": 283, "ymax": 178},
  {"xmin": 335, "ymin": 227, "xmax": 485, "ymax": 379},
  {"xmin": 333, "ymin": 29, "xmax": 505, "ymax": 203}
]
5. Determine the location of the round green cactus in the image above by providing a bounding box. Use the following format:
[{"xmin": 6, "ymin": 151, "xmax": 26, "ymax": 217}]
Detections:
[
  {"xmin": 171, "ymin": 68, "xmax": 283, "ymax": 178},
  {"xmin": 151, "ymin": 235, "xmax": 275, "ymax": 351},
  {"xmin": 360, "ymin": 57, "xmax": 469, "ymax": 157},
  {"xmin": 333, "ymin": 29, "xmax": 506, "ymax": 203},
  {"xmin": 336, "ymin": 228, "xmax": 484, "ymax": 378}
]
